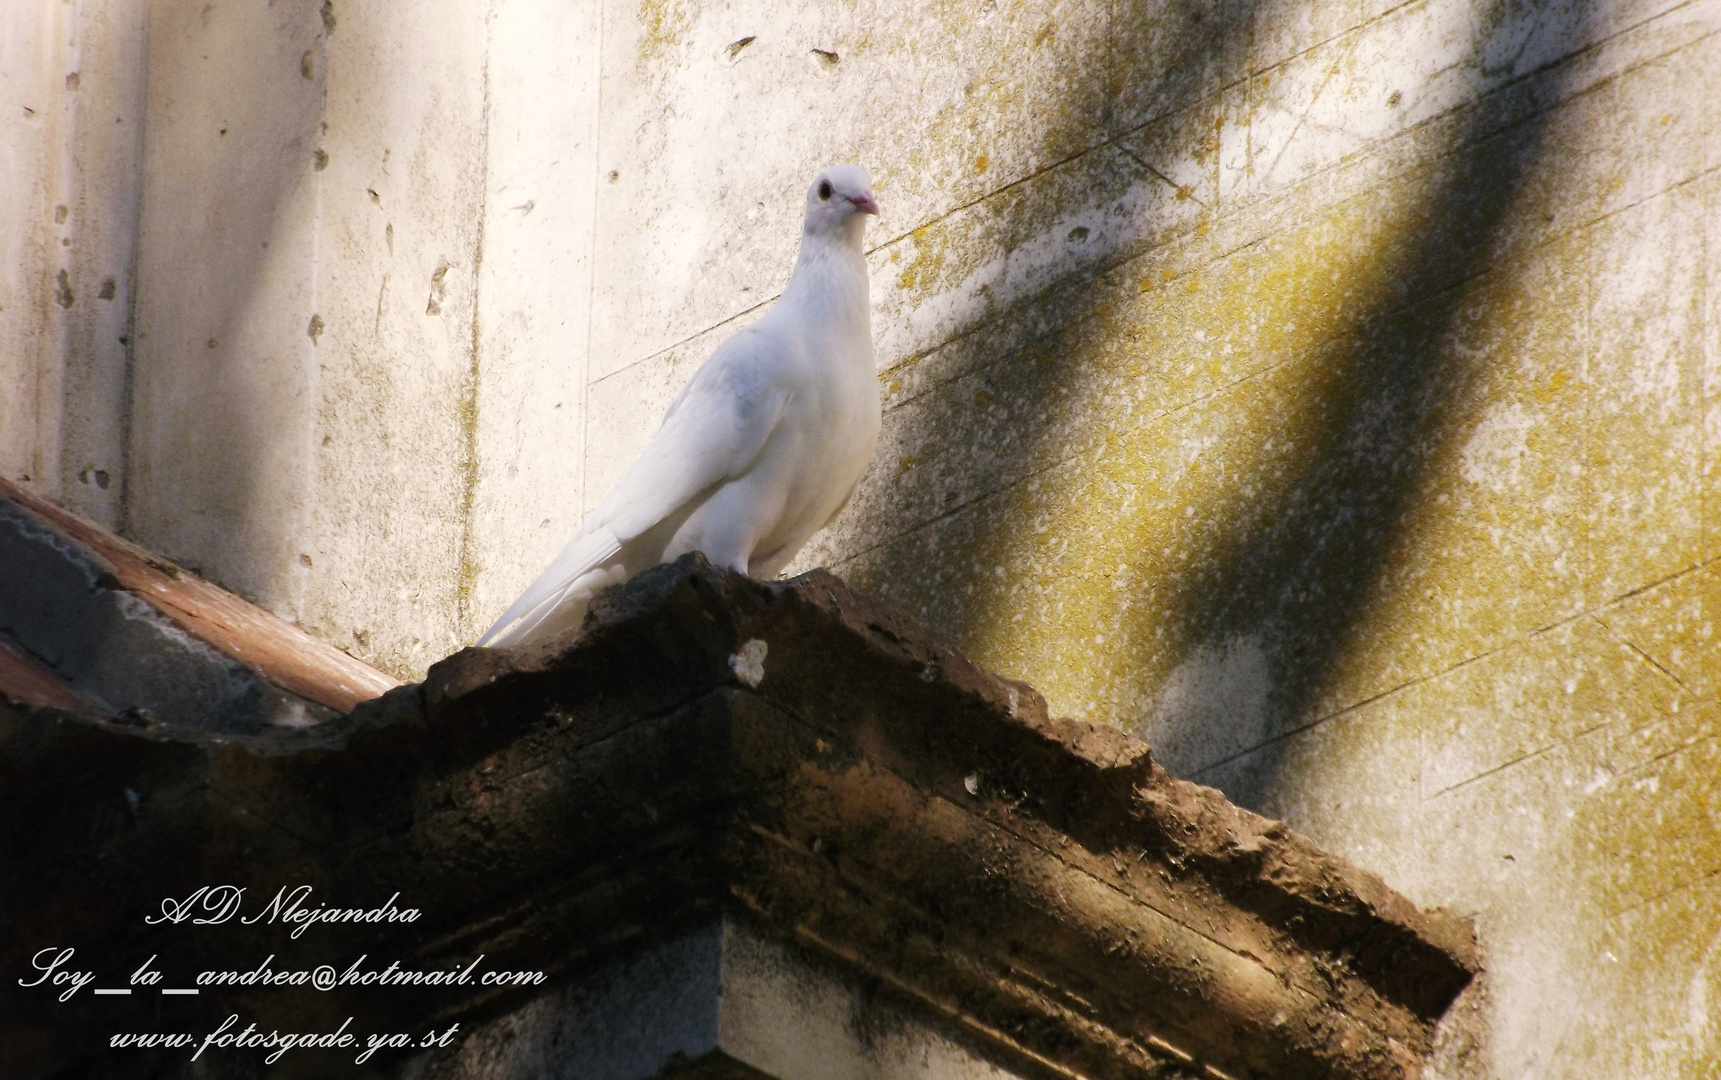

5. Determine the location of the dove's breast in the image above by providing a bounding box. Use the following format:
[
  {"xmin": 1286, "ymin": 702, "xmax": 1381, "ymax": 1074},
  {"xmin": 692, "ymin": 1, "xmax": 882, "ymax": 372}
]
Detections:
[
  {"xmin": 761, "ymin": 357, "xmax": 876, "ymax": 562},
  {"xmin": 763, "ymin": 354, "xmax": 878, "ymax": 549},
  {"xmin": 662, "ymin": 313, "xmax": 877, "ymax": 578}
]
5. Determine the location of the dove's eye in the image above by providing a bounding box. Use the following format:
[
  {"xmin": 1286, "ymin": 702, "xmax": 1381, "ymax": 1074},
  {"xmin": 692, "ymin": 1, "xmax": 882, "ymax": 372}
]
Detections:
[{"xmin": 818, "ymin": 180, "xmax": 833, "ymax": 200}]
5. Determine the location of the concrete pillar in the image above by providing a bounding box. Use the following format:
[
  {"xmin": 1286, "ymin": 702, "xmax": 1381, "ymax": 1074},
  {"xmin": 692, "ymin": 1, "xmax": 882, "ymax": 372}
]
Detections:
[
  {"xmin": 119, "ymin": 0, "xmax": 601, "ymax": 680},
  {"xmin": 127, "ymin": 0, "xmax": 328, "ymax": 611}
]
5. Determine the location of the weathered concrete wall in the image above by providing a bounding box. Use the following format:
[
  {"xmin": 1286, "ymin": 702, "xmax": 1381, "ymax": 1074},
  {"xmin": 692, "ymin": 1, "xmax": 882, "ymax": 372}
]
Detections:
[
  {"xmin": 793, "ymin": 4, "xmax": 1721, "ymax": 1077},
  {"xmin": 3, "ymin": 0, "xmax": 1718, "ymax": 1075},
  {"xmin": 127, "ymin": 0, "xmax": 329, "ymax": 627},
  {"xmin": 581, "ymin": 2, "xmax": 1721, "ymax": 1075},
  {"xmin": 0, "ymin": 0, "xmax": 146, "ymax": 526}
]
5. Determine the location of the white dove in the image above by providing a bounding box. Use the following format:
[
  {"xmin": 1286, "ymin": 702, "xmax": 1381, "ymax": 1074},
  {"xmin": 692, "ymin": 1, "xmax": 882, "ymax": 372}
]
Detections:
[{"xmin": 478, "ymin": 164, "xmax": 882, "ymax": 647}]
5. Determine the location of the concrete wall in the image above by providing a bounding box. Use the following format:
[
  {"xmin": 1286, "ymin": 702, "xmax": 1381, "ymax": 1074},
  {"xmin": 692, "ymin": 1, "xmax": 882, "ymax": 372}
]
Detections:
[
  {"xmin": 1, "ymin": 0, "xmax": 145, "ymax": 527},
  {"xmin": 3, "ymin": 0, "xmax": 1719, "ymax": 1075}
]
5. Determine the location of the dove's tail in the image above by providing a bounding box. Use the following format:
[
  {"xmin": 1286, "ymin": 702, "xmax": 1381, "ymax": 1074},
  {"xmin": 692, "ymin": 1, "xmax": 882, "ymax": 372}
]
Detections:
[{"xmin": 477, "ymin": 526, "xmax": 624, "ymax": 647}]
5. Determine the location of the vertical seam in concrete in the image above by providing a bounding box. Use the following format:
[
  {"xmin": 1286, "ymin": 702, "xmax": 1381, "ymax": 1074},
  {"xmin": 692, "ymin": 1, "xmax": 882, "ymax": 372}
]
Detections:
[
  {"xmin": 52, "ymin": 0, "xmax": 82, "ymax": 501},
  {"xmin": 297, "ymin": 1, "xmax": 330, "ymax": 622},
  {"xmin": 1581, "ymin": 80, "xmax": 1599, "ymax": 648},
  {"xmin": 117, "ymin": 2, "xmax": 152, "ymax": 537},
  {"xmin": 116, "ymin": 8, "xmax": 149, "ymax": 539},
  {"xmin": 580, "ymin": 0, "xmax": 605, "ymax": 518},
  {"xmin": 455, "ymin": 3, "xmax": 496, "ymax": 640},
  {"xmin": 38, "ymin": 0, "xmax": 82, "ymax": 500},
  {"xmin": 1702, "ymin": 161, "xmax": 1713, "ymax": 574},
  {"xmin": 1103, "ymin": 0, "xmax": 1114, "ymax": 141}
]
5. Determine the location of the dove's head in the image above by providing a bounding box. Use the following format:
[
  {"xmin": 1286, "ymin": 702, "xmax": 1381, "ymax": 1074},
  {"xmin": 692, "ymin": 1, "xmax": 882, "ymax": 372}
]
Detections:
[{"xmin": 804, "ymin": 164, "xmax": 878, "ymax": 245}]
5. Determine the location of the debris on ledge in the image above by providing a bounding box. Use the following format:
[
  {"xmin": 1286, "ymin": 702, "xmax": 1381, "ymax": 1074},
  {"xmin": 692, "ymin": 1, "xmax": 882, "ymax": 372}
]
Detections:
[{"xmin": 0, "ymin": 546, "xmax": 1475, "ymax": 1080}]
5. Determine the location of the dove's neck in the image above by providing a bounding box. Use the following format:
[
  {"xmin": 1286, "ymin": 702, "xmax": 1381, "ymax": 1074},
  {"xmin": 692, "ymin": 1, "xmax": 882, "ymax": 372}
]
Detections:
[{"xmin": 780, "ymin": 228, "xmax": 871, "ymax": 348}]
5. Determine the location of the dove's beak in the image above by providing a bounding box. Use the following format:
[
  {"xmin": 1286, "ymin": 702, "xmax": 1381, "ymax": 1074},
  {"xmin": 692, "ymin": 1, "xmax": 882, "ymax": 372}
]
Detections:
[{"xmin": 849, "ymin": 193, "xmax": 880, "ymax": 215}]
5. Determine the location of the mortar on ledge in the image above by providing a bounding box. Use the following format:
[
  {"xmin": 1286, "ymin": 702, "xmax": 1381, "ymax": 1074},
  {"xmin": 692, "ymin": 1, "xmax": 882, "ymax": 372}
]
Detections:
[{"xmin": 0, "ymin": 486, "xmax": 1476, "ymax": 1080}]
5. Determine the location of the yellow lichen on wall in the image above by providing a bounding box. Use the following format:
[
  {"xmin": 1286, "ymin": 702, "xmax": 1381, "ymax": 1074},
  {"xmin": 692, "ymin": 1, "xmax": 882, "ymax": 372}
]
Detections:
[{"xmin": 813, "ymin": 5, "xmax": 1721, "ymax": 1077}]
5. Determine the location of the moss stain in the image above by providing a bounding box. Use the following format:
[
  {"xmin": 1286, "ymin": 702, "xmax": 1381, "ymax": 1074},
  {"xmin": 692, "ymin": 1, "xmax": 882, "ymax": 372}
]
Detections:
[
  {"xmin": 635, "ymin": 0, "xmax": 691, "ymax": 75},
  {"xmin": 897, "ymin": 226, "xmax": 949, "ymax": 297}
]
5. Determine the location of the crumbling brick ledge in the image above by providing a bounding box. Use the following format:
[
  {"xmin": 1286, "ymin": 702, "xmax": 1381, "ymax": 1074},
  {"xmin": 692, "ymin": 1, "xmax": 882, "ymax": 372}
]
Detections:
[{"xmin": 1, "ymin": 552, "xmax": 1476, "ymax": 1080}]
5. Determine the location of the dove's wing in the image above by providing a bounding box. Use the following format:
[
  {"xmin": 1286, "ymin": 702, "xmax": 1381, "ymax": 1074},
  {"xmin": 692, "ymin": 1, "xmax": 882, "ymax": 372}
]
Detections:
[
  {"xmin": 474, "ymin": 528, "xmax": 625, "ymax": 646},
  {"xmin": 477, "ymin": 327, "xmax": 797, "ymax": 646},
  {"xmin": 592, "ymin": 326, "xmax": 798, "ymax": 543}
]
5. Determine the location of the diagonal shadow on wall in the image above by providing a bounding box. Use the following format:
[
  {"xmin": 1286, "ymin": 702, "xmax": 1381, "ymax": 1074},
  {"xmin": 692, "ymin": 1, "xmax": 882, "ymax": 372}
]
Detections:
[
  {"xmin": 1140, "ymin": 0, "xmax": 1599, "ymax": 807},
  {"xmin": 125, "ymin": 0, "xmax": 329, "ymax": 602},
  {"xmin": 830, "ymin": 0, "xmax": 1258, "ymax": 629},
  {"xmin": 833, "ymin": 0, "xmax": 1598, "ymax": 811}
]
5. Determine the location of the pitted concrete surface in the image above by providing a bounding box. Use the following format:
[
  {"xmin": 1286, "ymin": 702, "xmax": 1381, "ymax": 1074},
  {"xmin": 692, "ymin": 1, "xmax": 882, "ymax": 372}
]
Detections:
[{"xmin": 3, "ymin": 1, "xmax": 1719, "ymax": 1074}]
